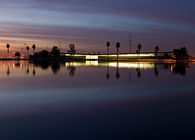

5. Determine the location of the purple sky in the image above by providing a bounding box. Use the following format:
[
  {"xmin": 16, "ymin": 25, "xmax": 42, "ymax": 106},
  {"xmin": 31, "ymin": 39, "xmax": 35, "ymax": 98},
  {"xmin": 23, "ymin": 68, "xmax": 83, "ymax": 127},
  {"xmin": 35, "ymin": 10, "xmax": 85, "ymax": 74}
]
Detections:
[{"xmin": 0, "ymin": 0, "xmax": 195, "ymax": 55}]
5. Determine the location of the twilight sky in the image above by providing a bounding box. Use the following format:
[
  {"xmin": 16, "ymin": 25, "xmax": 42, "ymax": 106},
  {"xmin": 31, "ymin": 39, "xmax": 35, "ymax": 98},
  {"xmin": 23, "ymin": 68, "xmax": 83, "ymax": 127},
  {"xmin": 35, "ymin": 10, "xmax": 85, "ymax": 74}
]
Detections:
[{"xmin": 0, "ymin": 0, "xmax": 195, "ymax": 55}]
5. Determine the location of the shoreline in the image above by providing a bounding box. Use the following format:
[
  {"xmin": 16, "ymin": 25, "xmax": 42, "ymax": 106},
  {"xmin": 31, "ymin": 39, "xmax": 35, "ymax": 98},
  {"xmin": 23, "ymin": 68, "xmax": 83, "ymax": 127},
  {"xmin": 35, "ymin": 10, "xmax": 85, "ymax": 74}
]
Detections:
[{"xmin": 0, "ymin": 58, "xmax": 193, "ymax": 63}]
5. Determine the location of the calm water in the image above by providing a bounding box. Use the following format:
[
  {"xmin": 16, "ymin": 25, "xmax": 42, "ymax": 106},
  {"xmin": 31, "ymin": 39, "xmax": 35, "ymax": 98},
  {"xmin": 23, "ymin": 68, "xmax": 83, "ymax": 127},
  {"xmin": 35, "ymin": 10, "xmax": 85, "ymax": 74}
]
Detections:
[{"xmin": 0, "ymin": 61, "xmax": 195, "ymax": 139}]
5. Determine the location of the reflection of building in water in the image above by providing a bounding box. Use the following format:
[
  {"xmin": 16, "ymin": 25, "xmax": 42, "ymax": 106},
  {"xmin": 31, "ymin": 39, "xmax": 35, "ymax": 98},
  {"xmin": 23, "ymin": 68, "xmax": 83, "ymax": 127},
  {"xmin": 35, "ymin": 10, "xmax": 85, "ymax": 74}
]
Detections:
[
  {"xmin": 108, "ymin": 62, "xmax": 154, "ymax": 69},
  {"xmin": 86, "ymin": 61, "xmax": 98, "ymax": 65},
  {"xmin": 0, "ymin": 61, "xmax": 191, "ymax": 78},
  {"xmin": 65, "ymin": 61, "xmax": 155, "ymax": 69}
]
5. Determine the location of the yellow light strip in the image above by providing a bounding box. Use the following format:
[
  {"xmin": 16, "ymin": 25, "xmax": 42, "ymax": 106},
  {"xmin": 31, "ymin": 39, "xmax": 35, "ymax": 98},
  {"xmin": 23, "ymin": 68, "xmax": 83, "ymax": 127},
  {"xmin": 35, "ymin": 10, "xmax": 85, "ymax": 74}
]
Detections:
[
  {"xmin": 65, "ymin": 61, "xmax": 154, "ymax": 69},
  {"xmin": 65, "ymin": 53, "xmax": 155, "ymax": 58}
]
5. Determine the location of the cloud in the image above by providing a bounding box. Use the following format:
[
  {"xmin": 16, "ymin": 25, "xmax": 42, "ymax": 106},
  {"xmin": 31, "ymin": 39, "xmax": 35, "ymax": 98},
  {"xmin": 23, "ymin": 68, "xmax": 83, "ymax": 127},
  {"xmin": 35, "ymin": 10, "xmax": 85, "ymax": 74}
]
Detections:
[
  {"xmin": 26, "ymin": 0, "xmax": 195, "ymax": 27},
  {"xmin": 1, "ymin": 0, "xmax": 195, "ymax": 27},
  {"xmin": 0, "ymin": 0, "xmax": 195, "ymax": 54}
]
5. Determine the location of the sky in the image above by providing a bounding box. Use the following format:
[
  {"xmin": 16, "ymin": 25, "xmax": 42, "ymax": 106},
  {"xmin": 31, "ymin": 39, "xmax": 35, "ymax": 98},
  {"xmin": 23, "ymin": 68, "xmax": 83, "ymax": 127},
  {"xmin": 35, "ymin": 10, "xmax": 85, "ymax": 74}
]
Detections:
[{"xmin": 0, "ymin": 0, "xmax": 195, "ymax": 55}]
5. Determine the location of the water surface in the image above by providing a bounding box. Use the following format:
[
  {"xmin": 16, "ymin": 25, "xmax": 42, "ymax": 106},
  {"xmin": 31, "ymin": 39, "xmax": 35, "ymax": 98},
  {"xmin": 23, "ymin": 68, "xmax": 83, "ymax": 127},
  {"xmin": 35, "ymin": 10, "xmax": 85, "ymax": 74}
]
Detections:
[{"xmin": 0, "ymin": 61, "xmax": 194, "ymax": 139}]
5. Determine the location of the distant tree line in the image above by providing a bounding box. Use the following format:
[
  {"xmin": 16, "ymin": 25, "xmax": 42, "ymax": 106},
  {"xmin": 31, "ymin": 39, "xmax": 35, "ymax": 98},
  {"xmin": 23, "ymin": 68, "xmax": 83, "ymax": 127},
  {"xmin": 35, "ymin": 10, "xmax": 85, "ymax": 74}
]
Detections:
[
  {"xmin": 2, "ymin": 41, "xmax": 191, "ymax": 60},
  {"xmin": 173, "ymin": 47, "xmax": 189, "ymax": 59}
]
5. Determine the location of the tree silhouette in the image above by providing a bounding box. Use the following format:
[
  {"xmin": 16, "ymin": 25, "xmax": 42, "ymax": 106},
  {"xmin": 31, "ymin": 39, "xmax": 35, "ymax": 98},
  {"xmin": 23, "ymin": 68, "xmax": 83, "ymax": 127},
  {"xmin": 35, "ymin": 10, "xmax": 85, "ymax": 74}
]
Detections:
[
  {"xmin": 40, "ymin": 50, "xmax": 49, "ymax": 57},
  {"xmin": 106, "ymin": 41, "xmax": 110, "ymax": 56},
  {"xmin": 15, "ymin": 52, "xmax": 21, "ymax": 58},
  {"xmin": 6, "ymin": 44, "xmax": 10, "ymax": 57},
  {"xmin": 68, "ymin": 44, "xmax": 76, "ymax": 55},
  {"xmin": 173, "ymin": 47, "xmax": 188, "ymax": 59},
  {"xmin": 137, "ymin": 44, "xmax": 142, "ymax": 54},
  {"xmin": 155, "ymin": 46, "xmax": 159, "ymax": 57},
  {"xmin": 116, "ymin": 42, "xmax": 120, "ymax": 60},
  {"xmin": 32, "ymin": 44, "xmax": 36, "ymax": 55},
  {"xmin": 51, "ymin": 46, "xmax": 60, "ymax": 57},
  {"xmin": 26, "ymin": 46, "xmax": 30, "ymax": 56}
]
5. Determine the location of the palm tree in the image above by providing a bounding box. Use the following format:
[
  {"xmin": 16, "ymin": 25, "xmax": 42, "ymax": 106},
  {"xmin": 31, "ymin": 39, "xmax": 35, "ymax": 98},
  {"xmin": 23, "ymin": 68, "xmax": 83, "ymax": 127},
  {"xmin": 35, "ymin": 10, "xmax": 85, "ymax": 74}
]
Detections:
[
  {"xmin": 137, "ymin": 44, "xmax": 142, "ymax": 54},
  {"xmin": 32, "ymin": 44, "xmax": 36, "ymax": 55},
  {"xmin": 26, "ymin": 46, "xmax": 30, "ymax": 57},
  {"xmin": 68, "ymin": 44, "xmax": 76, "ymax": 55},
  {"xmin": 155, "ymin": 46, "xmax": 159, "ymax": 57},
  {"xmin": 116, "ymin": 42, "xmax": 120, "ymax": 60},
  {"xmin": 6, "ymin": 44, "xmax": 10, "ymax": 57},
  {"xmin": 106, "ymin": 41, "xmax": 110, "ymax": 56}
]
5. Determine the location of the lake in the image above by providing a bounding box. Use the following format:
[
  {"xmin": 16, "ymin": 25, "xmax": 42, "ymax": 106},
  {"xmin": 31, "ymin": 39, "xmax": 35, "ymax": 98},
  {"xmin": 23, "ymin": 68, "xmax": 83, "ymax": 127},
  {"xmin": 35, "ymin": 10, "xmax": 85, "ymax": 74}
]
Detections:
[{"xmin": 0, "ymin": 61, "xmax": 195, "ymax": 139}]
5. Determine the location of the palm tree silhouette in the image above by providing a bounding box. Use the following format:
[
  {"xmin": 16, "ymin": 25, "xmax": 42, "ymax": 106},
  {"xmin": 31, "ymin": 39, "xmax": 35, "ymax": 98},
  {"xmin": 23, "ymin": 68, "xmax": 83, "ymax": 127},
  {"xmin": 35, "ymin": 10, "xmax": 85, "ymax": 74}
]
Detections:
[
  {"xmin": 116, "ymin": 42, "xmax": 120, "ymax": 60},
  {"xmin": 155, "ymin": 46, "xmax": 159, "ymax": 57},
  {"xmin": 106, "ymin": 42, "xmax": 110, "ymax": 56},
  {"xmin": 26, "ymin": 46, "xmax": 30, "ymax": 57},
  {"xmin": 32, "ymin": 44, "xmax": 36, "ymax": 55},
  {"xmin": 6, "ymin": 44, "xmax": 10, "ymax": 57},
  {"xmin": 137, "ymin": 44, "xmax": 142, "ymax": 54}
]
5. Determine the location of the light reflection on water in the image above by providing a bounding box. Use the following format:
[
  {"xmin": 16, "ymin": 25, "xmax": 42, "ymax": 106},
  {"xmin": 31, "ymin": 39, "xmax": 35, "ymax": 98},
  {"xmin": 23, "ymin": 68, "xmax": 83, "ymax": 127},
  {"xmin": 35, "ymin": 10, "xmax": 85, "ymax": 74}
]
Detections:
[
  {"xmin": 0, "ymin": 61, "xmax": 194, "ymax": 139},
  {"xmin": 0, "ymin": 61, "xmax": 190, "ymax": 77}
]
